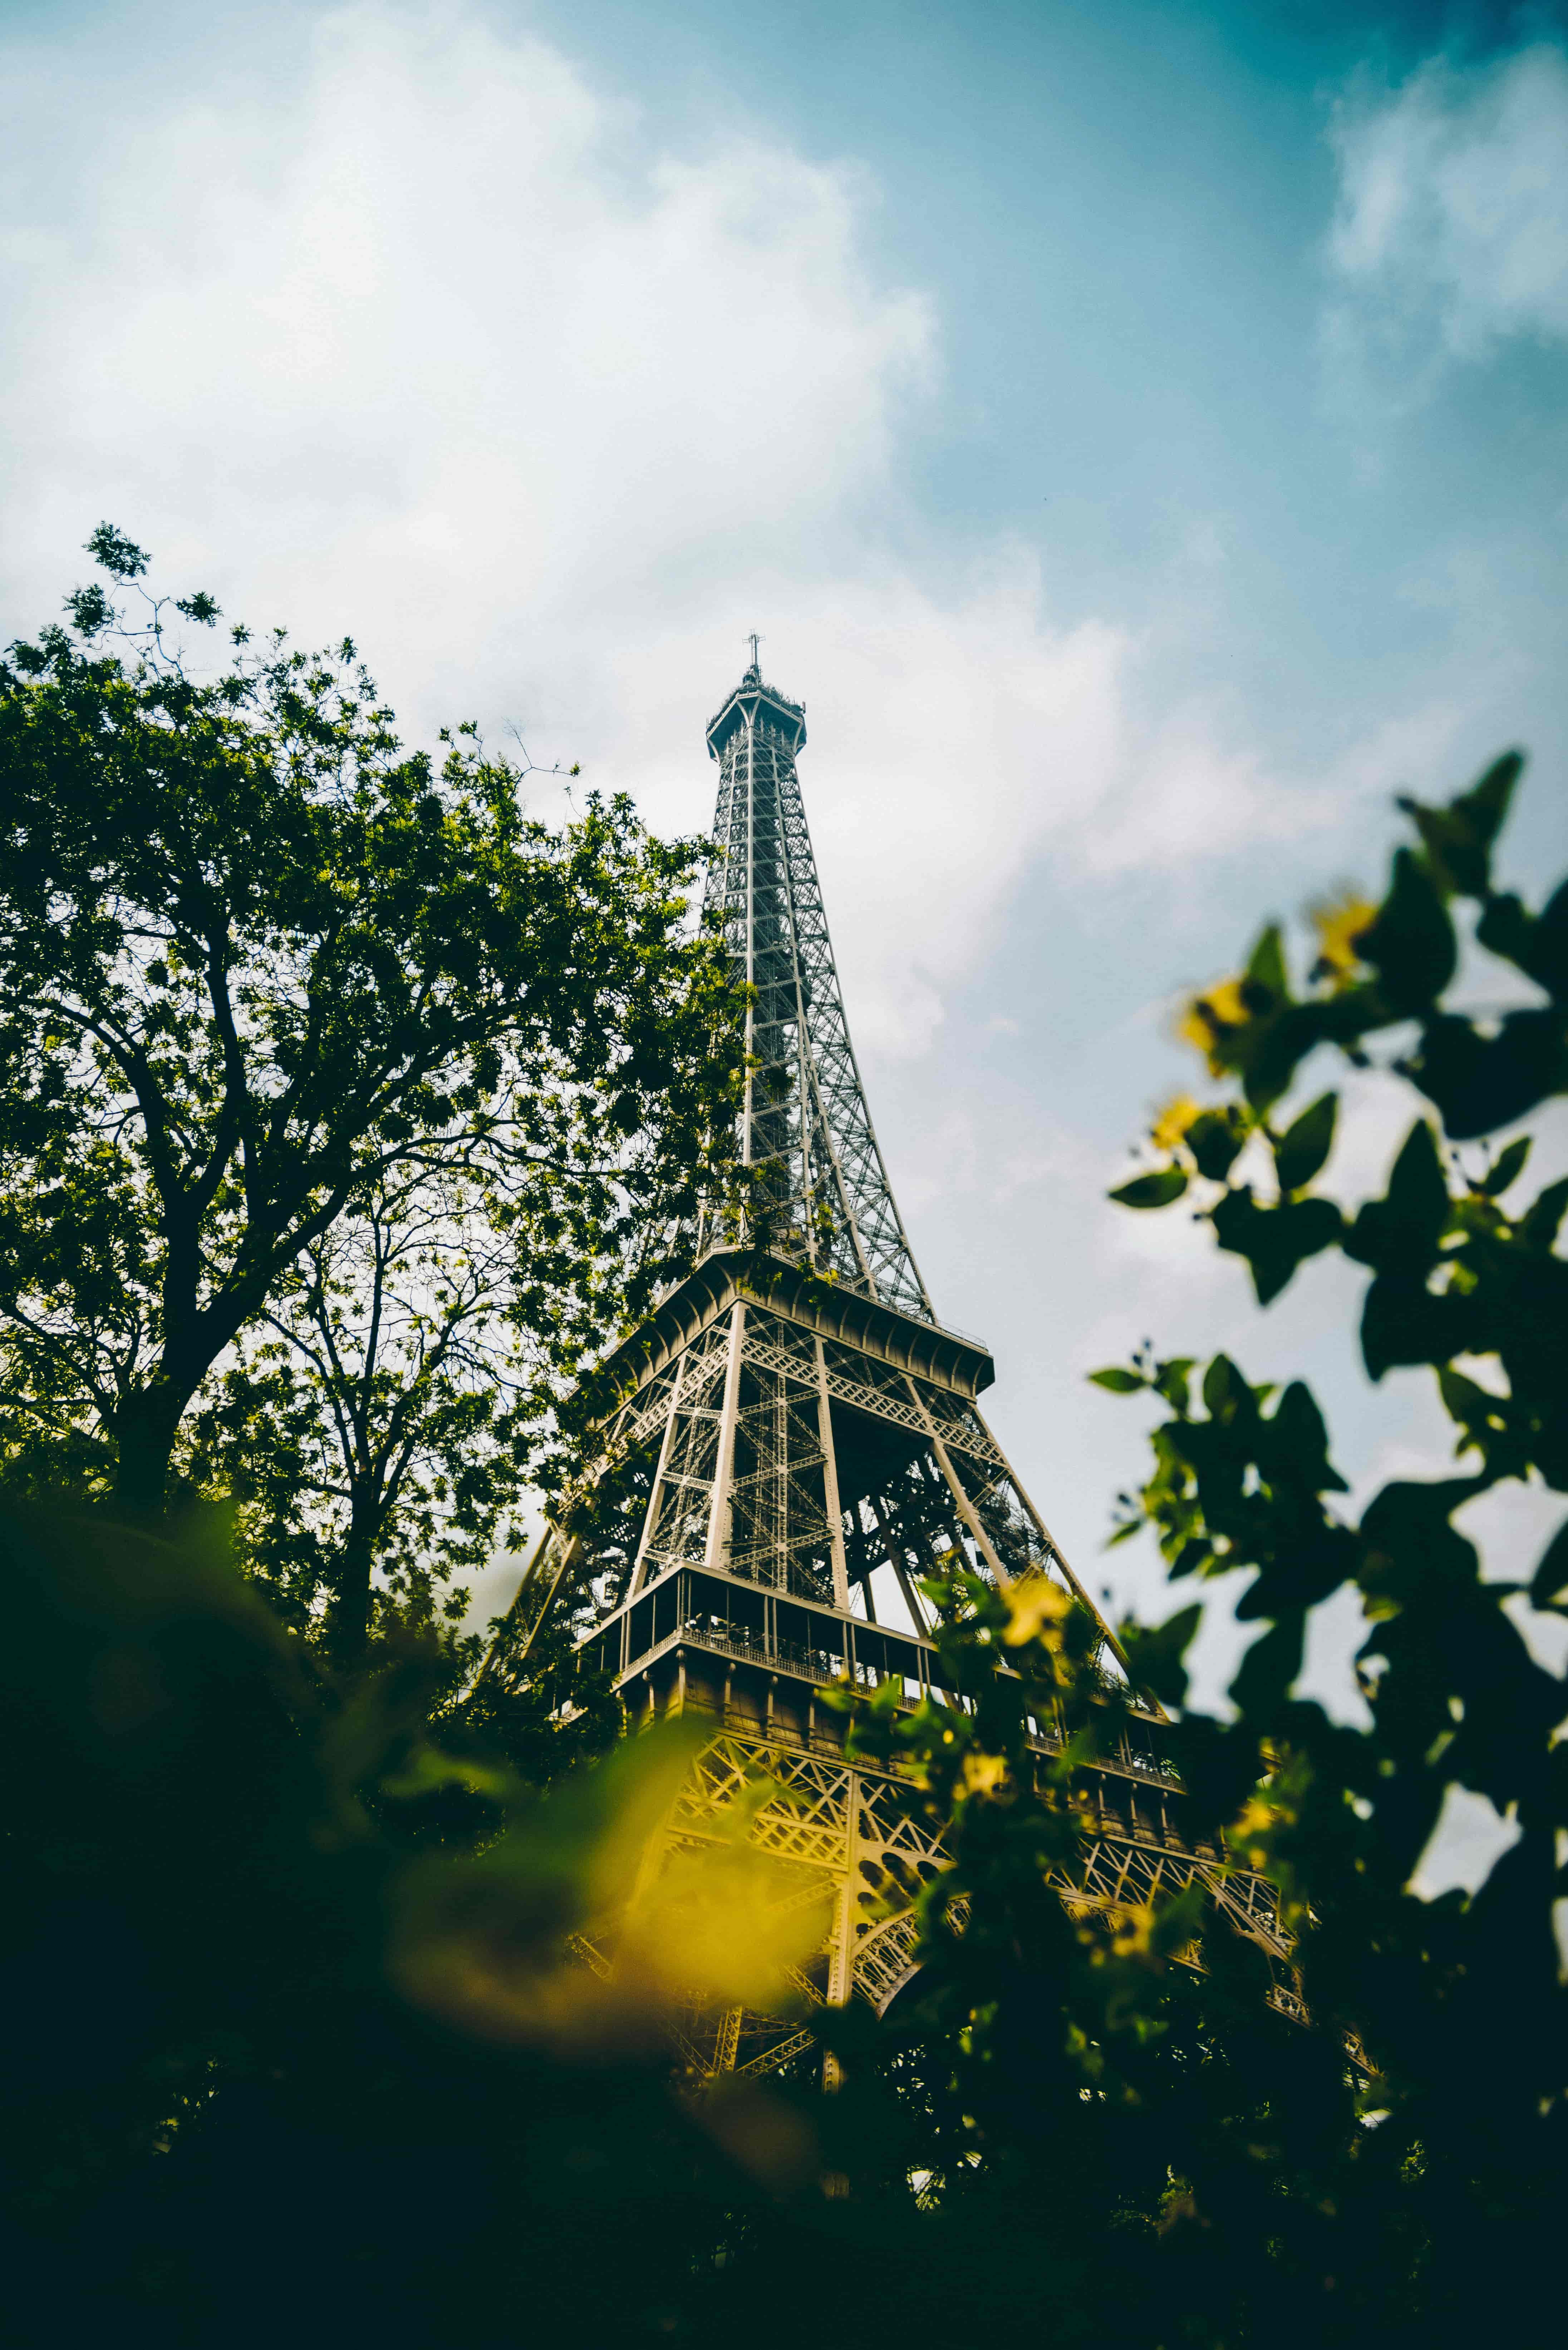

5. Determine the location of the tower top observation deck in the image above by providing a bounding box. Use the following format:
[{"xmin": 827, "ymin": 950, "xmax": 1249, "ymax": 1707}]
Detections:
[{"xmin": 706, "ymin": 659, "xmax": 806, "ymax": 762}]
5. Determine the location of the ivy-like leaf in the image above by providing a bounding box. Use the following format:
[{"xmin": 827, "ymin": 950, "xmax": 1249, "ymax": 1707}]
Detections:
[
  {"xmin": 1361, "ymin": 848, "xmax": 1456, "ymax": 1015},
  {"xmin": 1110, "ymin": 1167, "xmax": 1188, "ymax": 1209},
  {"xmin": 1121, "ymin": 1602, "xmax": 1202, "ymax": 1709},
  {"xmin": 1273, "ymin": 1091, "xmax": 1337, "ymax": 1194},
  {"xmin": 1358, "ymin": 1479, "xmax": 1483, "ymax": 1607},
  {"xmin": 1244, "ymin": 921, "xmax": 1291, "ymax": 1009},
  {"xmin": 1529, "ymin": 1520, "xmax": 1568, "ymax": 1611},
  {"xmin": 1267, "ymin": 1380, "xmax": 1348, "ymax": 1495},
  {"xmin": 1088, "ymin": 1366, "xmax": 1146, "ymax": 1394},
  {"xmin": 1153, "ymin": 1356, "xmax": 1196, "ymax": 1410},
  {"xmin": 1396, "ymin": 750, "xmax": 1522, "ymax": 900},
  {"xmin": 1201, "ymin": 1353, "xmax": 1248, "ymax": 1421},
  {"xmin": 1408, "ymin": 1009, "xmax": 1567, "ymax": 1141},
  {"xmin": 1344, "ymin": 1121, "xmax": 1449, "ymax": 1276},
  {"xmin": 1186, "ymin": 1104, "xmax": 1248, "ymax": 1182},
  {"xmin": 1437, "ymin": 1364, "xmax": 1502, "ymax": 1431},
  {"xmin": 1479, "ymin": 1136, "xmax": 1531, "ymax": 1198},
  {"xmin": 1519, "ymin": 876, "xmax": 1568, "ymax": 1001},
  {"xmin": 1476, "ymin": 877, "xmax": 1568, "ymax": 1003},
  {"xmin": 1229, "ymin": 1609, "xmax": 1305, "ymax": 1717},
  {"xmin": 1212, "ymin": 1187, "xmax": 1342, "ymax": 1305},
  {"xmin": 1361, "ymin": 1274, "xmax": 1474, "ymax": 1383},
  {"xmin": 1521, "ymin": 1174, "xmax": 1568, "ymax": 1253}
]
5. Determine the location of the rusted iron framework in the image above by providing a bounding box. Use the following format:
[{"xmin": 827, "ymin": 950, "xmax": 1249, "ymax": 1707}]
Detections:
[{"xmin": 517, "ymin": 658, "xmax": 1292, "ymax": 2077}]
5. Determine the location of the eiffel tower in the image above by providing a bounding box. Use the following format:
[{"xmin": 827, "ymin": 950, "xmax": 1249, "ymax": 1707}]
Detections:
[{"xmin": 517, "ymin": 651, "xmax": 1292, "ymax": 2079}]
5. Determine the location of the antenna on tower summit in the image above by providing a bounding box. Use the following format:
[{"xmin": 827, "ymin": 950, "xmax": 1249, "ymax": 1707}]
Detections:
[{"xmin": 746, "ymin": 631, "xmax": 762, "ymax": 673}]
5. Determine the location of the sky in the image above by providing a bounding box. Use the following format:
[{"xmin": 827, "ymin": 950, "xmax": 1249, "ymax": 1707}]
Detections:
[{"xmin": 2, "ymin": 0, "xmax": 1565, "ymax": 1875}]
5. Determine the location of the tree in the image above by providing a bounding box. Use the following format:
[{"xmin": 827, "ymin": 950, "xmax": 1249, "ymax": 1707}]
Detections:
[
  {"xmin": 183, "ymin": 1160, "xmax": 535, "ymax": 1658},
  {"xmin": 0, "ymin": 527, "xmax": 741, "ymax": 1527}
]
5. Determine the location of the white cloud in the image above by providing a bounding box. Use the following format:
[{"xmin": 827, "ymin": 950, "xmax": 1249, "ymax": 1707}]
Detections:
[
  {"xmin": 0, "ymin": 1, "xmax": 1424, "ymax": 1063},
  {"xmin": 0, "ymin": 5, "xmax": 934, "ymax": 635},
  {"xmin": 1326, "ymin": 44, "xmax": 1568, "ymax": 376},
  {"xmin": 1078, "ymin": 713, "xmax": 1330, "ymax": 880},
  {"xmin": 625, "ymin": 566, "xmax": 1136, "ymax": 1056}
]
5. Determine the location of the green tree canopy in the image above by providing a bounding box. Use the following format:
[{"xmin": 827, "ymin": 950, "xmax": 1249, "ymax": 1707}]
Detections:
[
  {"xmin": 183, "ymin": 1160, "xmax": 538, "ymax": 1658},
  {"xmin": 0, "ymin": 530, "xmax": 741, "ymax": 1547}
]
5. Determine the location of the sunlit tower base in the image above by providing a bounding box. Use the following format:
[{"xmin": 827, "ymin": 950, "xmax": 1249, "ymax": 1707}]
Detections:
[{"xmin": 515, "ymin": 655, "xmax": 1293, "ymax": 2080}]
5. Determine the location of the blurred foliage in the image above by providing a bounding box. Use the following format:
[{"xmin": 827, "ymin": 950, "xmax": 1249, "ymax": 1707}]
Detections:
[
  {"xmin": 0, "ymin": 1502, "xmax": 835, "ymax": 2344},
  {"xmin": 1059, "ymin": 750, "xmax": 1564, "ymax": 2336}
]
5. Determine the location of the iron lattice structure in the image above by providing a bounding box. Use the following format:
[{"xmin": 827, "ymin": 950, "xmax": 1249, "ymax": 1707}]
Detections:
[
  {"xmin": 697, "ymin": 669, "xmax": 929, "ymax": 1317},
  {"xmin": 518, "ymin": 659, "xmax": 1293, "ymax": 2078}
]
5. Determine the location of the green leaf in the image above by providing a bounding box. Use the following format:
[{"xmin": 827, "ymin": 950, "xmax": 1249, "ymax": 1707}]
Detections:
[
  {"xmin": 1437, "ymin": 1364, "xmax": 1500, "ymax": 1429},
  {"xmin": 1344, "ymin": 1121, "xmax": 1449, "ymax": 1276},
  {"xmin": 1229, "ymin": 1610, "xmax": 1304, "ymax": 1719},
  {"xmin": 1201, "ymin": 1353, "xmax": 1245, "ymax": 1421},
  {"xmin": 1186, "ymin": 1105, "xmax": 1248, "ymax": 1182},
  {"xmin": 1397, "ymin": 750, "xmax": 1522, "ymax": 899},
  {"xmin": 1267, "ymin": 1380, "xmax": 1348, "ymax": 1495},
  {"xmin": 1152, "ymin": 1356, "xmax": 1196, "ymax": 1410},
  {"xmin": 1433, "ymin": 1365, "xmax": 1521, "ymax": 1474},
  {"xmin": 1110, "ymin": 1167, "xmax": 1189, "ymax": 1209},
  {"xmin": 1361, "ymin": 848, "xmax": 1456, "ymax": 1015},
  {"xmin": 1522, "ymin": 1174, "xmax": 1568, "ymax": 1254},
  {"xmin": 64, "ymin": 582, "xmax": 114, "ymax": 636},
  {"xmin": 1452, "ymin": 748, "xmax": 1523, "ymax": 857},
  {"xmin": 1471, "ymin": 881, "xmax": 1568, "ymax": 1001},
  {"xmin": 1241, "ymin": 995, "xmax": 1358, "ymax": 1117},
  {"xmin": 1523, "ymin": 876, "xmax": 1568, "ymax": 1000},
  {"xmin": 1241, "ymin": 926, "xmax": 1297, "ymax": 1010},
  {"xmin": 1165, "ymin": 1715, "xmax": 1261, "ymax": 1834},
  {"xmin": 1121, "ymin": 1602, "xmax": 1202, "ymax": 1710},
  {"xmin": 1408, "ymin": 1009, "xmax": 1567, "ymax": 1142},
  {"xmin": 1088, "ymin": 1366, "xmax": 1146, "ymax": 1394},
  {"xmin": 1528, "ymin": 1521, "xmax": 1568, "ymax": 1611},
  {"xmin": 1361, "ymin": 1273, "xmax": 1472, "ymax": 1382},
  {"xmin": 1387, "ymin": 1118, "xmax": 1449, "ymax": 1232},
  {"xmin": 1359, "ymin": 1479, "xmax": 1483, "ymax": 1607},
  {"xmin": 1480, "ymin": 1135, "xmax": 1531, "ymax": 1198},
  {"xmin": 1212, "ymin": 1187, "xmax": 1343, "ymax": 1305},
  {"xmin": 1272, "ymin": 1091, "xmax": 1337, "ymax": 1193}
]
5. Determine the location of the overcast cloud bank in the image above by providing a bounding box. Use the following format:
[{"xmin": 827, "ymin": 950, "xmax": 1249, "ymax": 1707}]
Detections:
[
  {"xmin": 1327, "ymin": 44, "xmax": 1568, "ymax": 382},
  {"xmin": 1, "ymin": 1, "xmax": 1419, "ymax": 1064}
]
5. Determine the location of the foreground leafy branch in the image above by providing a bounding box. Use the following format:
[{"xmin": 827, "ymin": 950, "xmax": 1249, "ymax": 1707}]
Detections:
[{"xmin": 1069, "ymin": 751, "xmax": 1568, "ymax": 2331}]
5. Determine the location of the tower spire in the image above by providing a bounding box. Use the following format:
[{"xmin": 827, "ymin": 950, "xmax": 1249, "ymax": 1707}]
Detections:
[{"xmin": 699, "ymin": 656, "xmax": 932, "ymax": 1319}]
